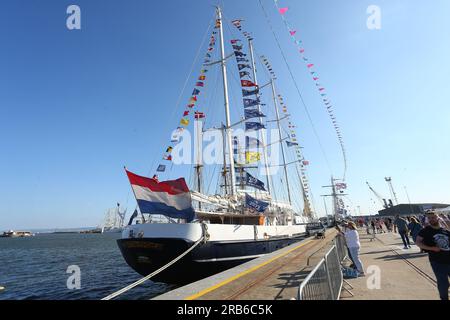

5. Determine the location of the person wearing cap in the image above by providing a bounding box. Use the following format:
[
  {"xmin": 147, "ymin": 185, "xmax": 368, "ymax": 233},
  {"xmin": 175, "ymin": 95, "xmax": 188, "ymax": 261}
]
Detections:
[
  {"xmin": 415, "ymin": 211, "xmax": 450, "ymax": 300},
  {"xmin": 336, "ymin": 221, "xmax": 365, "ymax": 276}
]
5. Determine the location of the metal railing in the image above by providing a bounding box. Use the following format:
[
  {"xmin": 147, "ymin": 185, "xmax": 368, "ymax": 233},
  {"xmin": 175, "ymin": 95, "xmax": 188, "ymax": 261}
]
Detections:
[{"xmin": 298, "ymin": 236, "xmax": 352, "ymax": 300}]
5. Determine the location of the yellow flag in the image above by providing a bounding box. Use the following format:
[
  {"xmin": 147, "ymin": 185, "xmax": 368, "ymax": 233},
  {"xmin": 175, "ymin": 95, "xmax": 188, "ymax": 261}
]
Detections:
[
  {"xmin": 180, "ymin": 118, "xmax": 189, "ymax": 126},
  {"xmin": 245, "ymin": 152, "xmax": 261, "ymax": 164}
]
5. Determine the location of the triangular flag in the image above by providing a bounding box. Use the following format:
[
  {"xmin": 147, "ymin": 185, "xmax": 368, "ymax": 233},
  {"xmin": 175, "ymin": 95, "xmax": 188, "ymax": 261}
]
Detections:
[
  {"xmin": 279, "ymin": 7, "xmax": 289, "ymax": 15},
  {"xmin": 289, "ymin": 30, "xmax": 297, "ymax": 36}
]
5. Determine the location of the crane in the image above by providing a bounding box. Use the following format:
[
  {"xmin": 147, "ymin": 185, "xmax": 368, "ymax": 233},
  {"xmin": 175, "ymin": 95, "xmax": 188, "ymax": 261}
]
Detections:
[
  {"xmin": 366, "ymin": 181, "xmax": 389, "ymax": 209},
  {"xmin": 385, "ymin": 177, "xmax": 399, "ymax": 205}
]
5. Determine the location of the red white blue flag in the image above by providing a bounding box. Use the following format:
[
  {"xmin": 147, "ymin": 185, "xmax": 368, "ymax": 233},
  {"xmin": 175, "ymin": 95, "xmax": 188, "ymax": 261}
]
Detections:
[{"xmin": 125, "ymin": 170, "xmax": 195, "ymax": 222}]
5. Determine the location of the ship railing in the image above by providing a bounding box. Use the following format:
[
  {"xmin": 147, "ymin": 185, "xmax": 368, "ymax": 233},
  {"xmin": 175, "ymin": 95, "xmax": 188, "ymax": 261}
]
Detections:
[{"xmin": 297, "ymin": 236, "xmax": 353, "ymax": 300}]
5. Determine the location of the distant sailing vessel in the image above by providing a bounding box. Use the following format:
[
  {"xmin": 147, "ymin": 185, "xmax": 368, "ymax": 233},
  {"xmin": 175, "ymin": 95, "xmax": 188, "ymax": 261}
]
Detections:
[
  {"xmin": 102, "ymin": 203, "xmax": 127, "ymax": 233},
  {"xmin": 0, "ymin": 230, "xmax": 34, "ymax": 238},
  {"xmin": 117, "ymin": 7, "xmax": 315, "ymax": 284}
]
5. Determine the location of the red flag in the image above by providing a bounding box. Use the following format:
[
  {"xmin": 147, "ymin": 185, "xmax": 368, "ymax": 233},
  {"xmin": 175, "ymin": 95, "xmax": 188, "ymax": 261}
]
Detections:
[
  {"xmin": 183, "ymin": 111, "xmax": 189, "ymax": 116},
  {"xmin": 241, "ymin": 80, "xmax": 257, "ymax": 87},
  {"xmin": 279, "ymin": 7, "xmax": 288, "ymax": 15},
  {"xmin": 195, "ymin": 112, "xmax": 205, "ymax": 119},
  {"xmin": 230, "ymin": 39, "xmax": 240, "ymax": 44},
  {"xmin": 313, "ymin": 77, "xmax": 319, "ymax": 81},
  {"xmin": 290, "ymin": 30, "xmax": 297, "ymax": 36},
  {"xmin": 319, "ymin": 88, "xmax": 325, "ymax": 91},
  {"xmin": 300, "ymin": 49, "xmax": 305, "ymax": 53},
  {"xmin": 188, "ymin": 104, "xmax": 195, "ymax": 108},
  {"xmin": 307, "ymin": 64, "xmax": 314, "ymax": 68}
]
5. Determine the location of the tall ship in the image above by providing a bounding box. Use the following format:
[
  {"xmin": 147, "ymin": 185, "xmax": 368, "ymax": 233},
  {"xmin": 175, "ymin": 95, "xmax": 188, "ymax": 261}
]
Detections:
[
  {"xmin": 102, "ymin": 203, "xmax": 127, "ymax": 233},
  {"xmin": 117, "ymin": 7, "xmax": 317, "ymax": 284}
]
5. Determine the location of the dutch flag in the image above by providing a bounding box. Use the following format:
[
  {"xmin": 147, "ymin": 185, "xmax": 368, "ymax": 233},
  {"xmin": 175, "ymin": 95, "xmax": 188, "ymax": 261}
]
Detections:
[{"xmin": 125, "ymin": 169, "xmax": 195, "ymax": 222}]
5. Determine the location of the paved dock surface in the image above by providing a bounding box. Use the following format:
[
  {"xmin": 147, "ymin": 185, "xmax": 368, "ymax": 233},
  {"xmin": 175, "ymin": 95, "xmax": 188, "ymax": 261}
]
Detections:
[
  {"xmin": 154, "ymin": 229, "xmax": 338, "ymax": 300},
  {"xmin": 341, "ymin": 231, "xmax": 443, "ymax": 300},
  {"xmin": 153, "ymin": 229, "xmax": 446, "ymax": 300}
]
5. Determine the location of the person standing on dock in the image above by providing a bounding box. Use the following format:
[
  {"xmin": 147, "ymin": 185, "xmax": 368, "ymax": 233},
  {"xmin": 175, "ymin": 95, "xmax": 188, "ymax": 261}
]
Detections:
[
  {"xmin": 415, "ymin": 211, "xmax": 450, "ymax": 300},
  {"xmin": 408, "ymin": 217, "xmax": 423, "ymax": 243},
  {"xmin": 394, "ymin": 215, "xmax": 411, "ymax": 249},
  {"xmin": 336, "ymin": 222, "xmax": 365, "ymax": 276}
]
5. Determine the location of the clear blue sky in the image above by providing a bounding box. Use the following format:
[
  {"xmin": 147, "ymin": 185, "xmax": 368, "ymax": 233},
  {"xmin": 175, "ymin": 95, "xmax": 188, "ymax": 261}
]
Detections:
[{"xmin": 1, "ymin": 0, "xmax": 450, "ymax": 229}]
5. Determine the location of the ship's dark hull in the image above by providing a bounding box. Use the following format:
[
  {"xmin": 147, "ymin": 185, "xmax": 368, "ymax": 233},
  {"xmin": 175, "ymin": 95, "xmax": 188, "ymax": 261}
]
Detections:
[{"xmin": 117, "ymin": 235, "xmax": 305, "ymax": 285}]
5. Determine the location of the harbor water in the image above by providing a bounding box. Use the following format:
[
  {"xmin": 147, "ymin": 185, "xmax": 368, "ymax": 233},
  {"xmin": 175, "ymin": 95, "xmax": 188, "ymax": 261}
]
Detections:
[{"xmin": 0, "ymin": 233, "xmax": 174, "ymax": 300}]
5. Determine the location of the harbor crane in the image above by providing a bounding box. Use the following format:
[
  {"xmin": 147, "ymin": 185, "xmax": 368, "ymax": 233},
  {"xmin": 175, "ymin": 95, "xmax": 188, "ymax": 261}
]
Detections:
[
  {"xmin": 366, "ymin": 181, "xmax": 389, "ymax": 209},
  {"xmin": 385, "ymin": 177, "xmax": 399, "ymax": 205}
]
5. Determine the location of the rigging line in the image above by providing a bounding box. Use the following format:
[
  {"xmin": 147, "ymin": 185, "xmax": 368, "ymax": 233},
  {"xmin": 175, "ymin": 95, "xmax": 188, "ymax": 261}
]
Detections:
[
  {"xmin": 147, "ymin": 15, "xmax": 215, "ymax": 177},
  {"xmin": 271, "ymin": 0, "xmax": 348, "ymax": 182},
  {"xmin": 257, "ymin": 0, "xmax": 333, "ymax": 176}
]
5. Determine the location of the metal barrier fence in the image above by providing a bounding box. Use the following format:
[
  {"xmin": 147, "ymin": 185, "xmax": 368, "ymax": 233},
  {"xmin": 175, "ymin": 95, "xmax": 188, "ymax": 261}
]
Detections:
[{"xmin": 298, "ymin": 236, "xmax": 352, "ymax": 300}]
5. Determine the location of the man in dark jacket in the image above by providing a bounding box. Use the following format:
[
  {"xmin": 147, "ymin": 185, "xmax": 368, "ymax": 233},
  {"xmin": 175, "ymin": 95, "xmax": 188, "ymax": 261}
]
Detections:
[{"xmin": 416, "ymin": 211, "xmax": 450, "ymax": 300}]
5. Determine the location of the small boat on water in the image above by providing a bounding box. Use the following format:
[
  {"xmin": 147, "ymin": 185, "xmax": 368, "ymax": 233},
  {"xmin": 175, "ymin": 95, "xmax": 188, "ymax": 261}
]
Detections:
[{"xmin": 0, "ymin": 230, "xmax": 34, "ymax": 238}]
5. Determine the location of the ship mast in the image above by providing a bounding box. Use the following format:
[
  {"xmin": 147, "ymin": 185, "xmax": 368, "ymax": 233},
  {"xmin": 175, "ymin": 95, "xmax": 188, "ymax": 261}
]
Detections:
[
  {"xmin": 217, "ymin": 7, "xmax": 236, "ymax": 197},
  {"xmin": 248, "ymin": 39, "xmax": 271, "ymax": 194},
  {"xmin": 271, "ymin": 79, "xmax": 292, "ymax": 205}
]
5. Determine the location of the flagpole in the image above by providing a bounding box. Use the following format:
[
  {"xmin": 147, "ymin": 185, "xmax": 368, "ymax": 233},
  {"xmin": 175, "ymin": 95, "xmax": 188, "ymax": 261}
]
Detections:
[
  {"xmin": 271, "ymin": 79, "xmax": 292, "ymax": 206},
  {"xmin": 217, "ymin": 7, "xmax": 236, "ymax": 197},
  {"xmin": 248, "ymin": 38, "xmax": 271, "ymax": 195},
  {"xmin": 124, "ymin": 167, "xmax": 146, "ymax": 223}
]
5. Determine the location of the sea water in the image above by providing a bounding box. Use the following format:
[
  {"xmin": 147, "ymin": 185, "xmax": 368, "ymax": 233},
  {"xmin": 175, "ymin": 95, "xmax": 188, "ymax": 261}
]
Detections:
[{"xmin": 0, "ymin": 233, "xmax": 173, "ymax": 300}]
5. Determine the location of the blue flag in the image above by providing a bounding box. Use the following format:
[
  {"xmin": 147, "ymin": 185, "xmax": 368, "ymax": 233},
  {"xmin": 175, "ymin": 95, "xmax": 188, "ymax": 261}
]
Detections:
[
  {"xmin": 244, "ymin": 171, "xmax": 266, "ymax": 191},
  {"xmin": 245, "ymin": 193, "xmax": 269, "ymax": 213},
  {"xmin": 157, "ymin": 164, "xmax": 166, "ymax": 172},
  {"xmin": 192, "ymin": 88, "xmax": 200, "ymax": 96},
  {"xmin": 245, "ymin": 109, "xmax": 266, "ymax": 120},
  {"xmin": 245, "ymin": 122, "xmax": 265, "ymax": 131},
  {"xmin": 243, "ymin": 98, "xmax": 260, "ymax": 108},
  {"xmin": 286, "ymin": 141, "xmax": 299, "ymax": 147}
]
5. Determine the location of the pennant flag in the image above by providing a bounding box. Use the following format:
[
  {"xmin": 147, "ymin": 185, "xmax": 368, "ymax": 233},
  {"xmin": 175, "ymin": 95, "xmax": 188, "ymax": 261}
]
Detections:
[
  {"xmin": 245, "ymin": 151, "xmax": 261, "ymax": 163},
  {"xmin": 231, "ymin": 19, "xmax": 242, "ymax": 28},
  {"xmin": 307, "ymin": 64, "xmax": 314, "ymax": 68},
  {"xmin": 238, "ymin": 64, "xmax": 251, "ymax": 71},
  {"xmin": 188, "ymin": 104, "xmax": 195, "ymax": 108},
  {"xmin": 230, "ymin": 39, "xmax": 241, "ymax": 44},
  {"xmin": 157, "ymin": 165, "xmax": 166, "ymax": 172},
  {"xmin": 200, "ymin": 69, "xmax": 208, "ymax": 73},
  {"xmin": 192, "ymin": 88, "xmax": 200, "ymax": 96},
  {"xmin": 300, "ymin": 49, "xmax": 305, "ymax": 53},
  {"xmin": 239, "ymin": 71, "xmax": 251, "ymax": 78},
  {"xmin": 313, "ymin": 77, "xmax": 319, "ymax": 81},
  {"xmin": 234, "ymin": 51, "xmax": 246, "ymax": 57},
  {"xmin": 302, "ymin": 160, "xmax": 310, "ymax": 166},
  {"xmin": 198, "ymin": 75, "xmax": 206, "ymax": 81},
  {"xmin": 290, "ymin": 30, "xmax": 297, "ymax": 36},
  {"xmin": 241, "ymin": 80, "xmax": 257, "ymax": 87},
  {"xmin": 183, "ymin": 111, "xmax": 189, "ymax": 117},
  {"xmin": 243, "ymin": 98, "xmax": 260, "ymax": 108},
  {"xmin": 215, "ymin": 19, "xmax": 221, "ymax": 28},
  {"xmin": 196, "ymin": 82, "xmax": 204, "ymax": 87},
  {"xmin": 286, "ymin": 141, "xmax": 299, "ymax": 147},
  {"xmin": 244, "ymin": 108, "xmax": 266, "ymax": 120},
  {"xmin": 242, "ymin": 88, "xmax": 259, "ymax": 97},
  {"xmin": 245, "ymin": 122, "xmax": 265, "ymax": 131},
  {"xmin": 245, "ymin": 193, "xmax": 269, "ymax": 213},
  {"xmin": 245, "ymin": 136, "xmax": 262, "ymax": 149},
  {"xmin": 166, "ymin": 146, "xmax": 173, "ymax": 153},
  {"xmin": 180, "ymin": 118, "xmax": 189, "ymax": 126},
  {"xmin": 163, "ymin": 155, "xmax": 172, "ymax": 161},
  {"xmin": 319, "ymin": 88, "xmax": 325, "ymax": 91},
  {"xmin": 279, "ymin": 7, "xmax": 289, "ymax": 15},
  {"xmin": 194, "ymin": 111, "xmax": 205, "ymax": 119},
  {"xmin": 125, "ymin": 170, "xmax": 194, "ymax": 222},
  {"xmin": 232, "ymin": 45, "xmax": 243, "ymax": 51}
]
